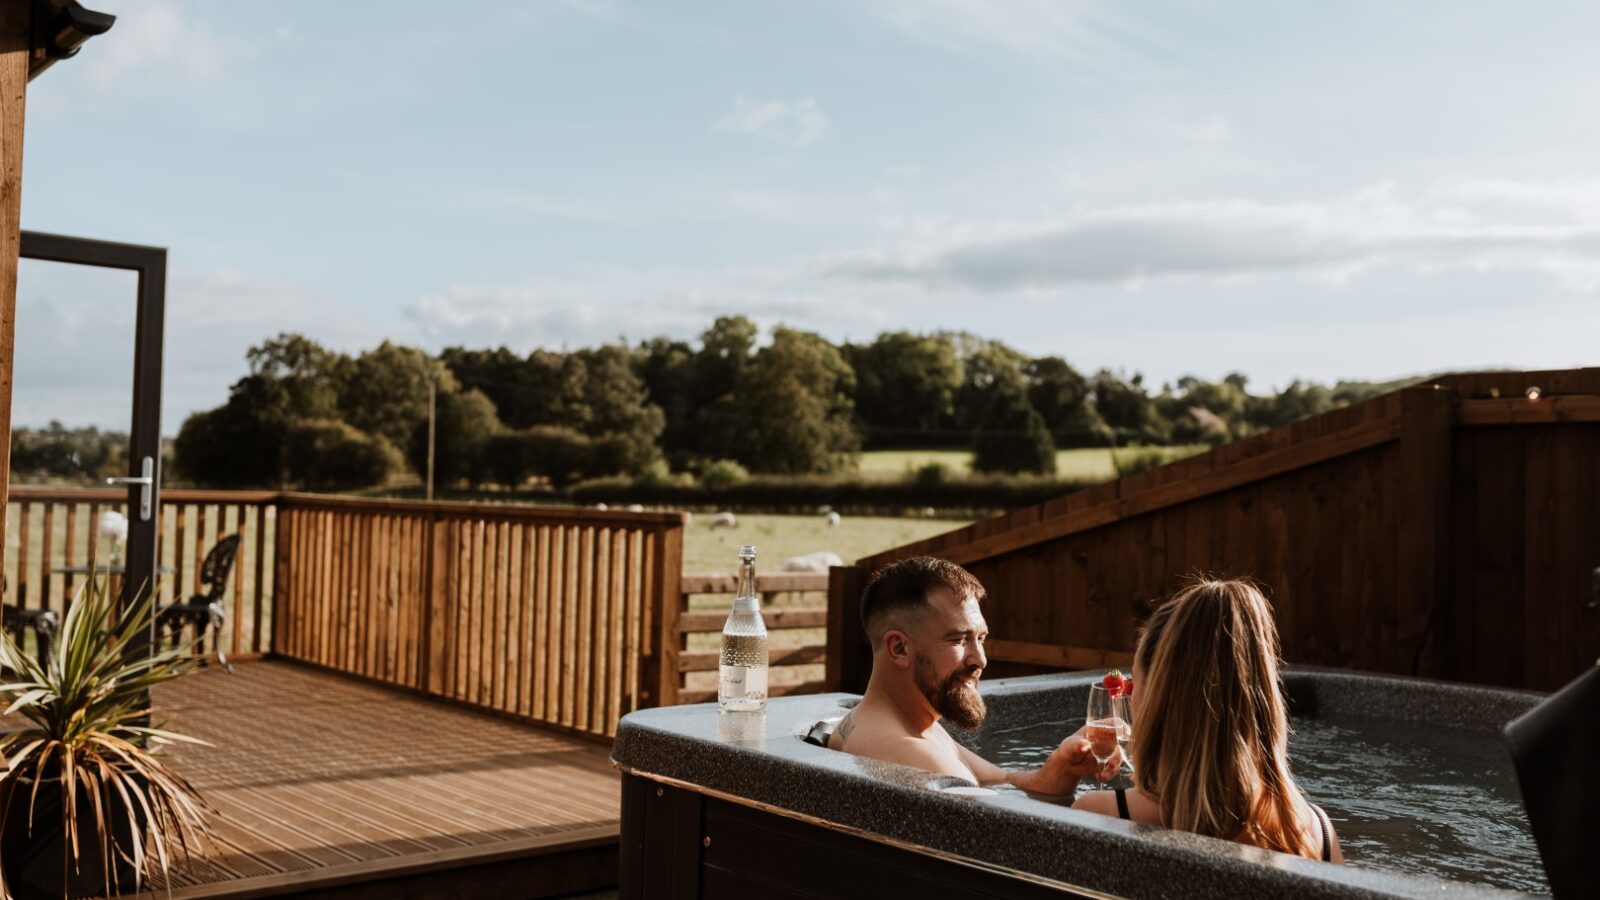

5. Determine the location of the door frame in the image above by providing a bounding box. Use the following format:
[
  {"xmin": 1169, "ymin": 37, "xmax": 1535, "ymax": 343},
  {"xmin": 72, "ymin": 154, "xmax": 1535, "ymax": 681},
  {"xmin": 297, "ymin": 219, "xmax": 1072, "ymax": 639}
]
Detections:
[{"xmin": 17, "ymin": 230, "xmax": 166, "ymax": 623}]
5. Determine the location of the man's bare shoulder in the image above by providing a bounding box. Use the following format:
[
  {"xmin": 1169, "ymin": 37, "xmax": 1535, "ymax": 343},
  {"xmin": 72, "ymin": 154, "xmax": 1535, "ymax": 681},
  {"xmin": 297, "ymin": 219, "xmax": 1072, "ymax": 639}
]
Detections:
[{"xmin": 830, "ymin": 706, "xmax": 973, "ymax": 781}]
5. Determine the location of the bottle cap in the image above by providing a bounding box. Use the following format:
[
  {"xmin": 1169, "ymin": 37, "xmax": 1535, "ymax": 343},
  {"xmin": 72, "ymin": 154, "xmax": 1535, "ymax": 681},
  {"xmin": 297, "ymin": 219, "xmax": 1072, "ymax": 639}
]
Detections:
[{"xmin": 739, "ymin": 544, "xmax": 756, "ymax": 560}]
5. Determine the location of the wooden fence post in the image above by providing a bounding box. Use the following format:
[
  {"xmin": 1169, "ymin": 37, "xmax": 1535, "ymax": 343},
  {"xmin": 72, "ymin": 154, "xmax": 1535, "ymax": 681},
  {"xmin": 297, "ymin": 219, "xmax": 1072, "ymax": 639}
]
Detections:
[
  {"xmin": 423, "ymin": 511, "xmax": 449, "ymax": 695},
  {"xmin": 270, "ymin": 499, "xmax": 290, "ymax": 657},
  {"xmin": 0, "ymin": 4, "xmax": 28, "ymax": 565},
  {"xmin": 646, "ymin": 525, "xmax": 683, "ymax": 708},
  {"xmin": 826, "ymin": 565, "xmax": 871, "ymax": 694},
  {"xmin": 1397, "ymin": 384, "xmax": 1455, "ymax": 677}
]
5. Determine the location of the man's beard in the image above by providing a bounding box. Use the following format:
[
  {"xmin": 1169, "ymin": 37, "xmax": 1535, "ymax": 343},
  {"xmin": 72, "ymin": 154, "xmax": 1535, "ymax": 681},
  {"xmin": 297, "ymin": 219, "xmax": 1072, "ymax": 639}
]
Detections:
[{"xmin": 915, "ymin": 654, "xmax": 986, "ymax": 729}]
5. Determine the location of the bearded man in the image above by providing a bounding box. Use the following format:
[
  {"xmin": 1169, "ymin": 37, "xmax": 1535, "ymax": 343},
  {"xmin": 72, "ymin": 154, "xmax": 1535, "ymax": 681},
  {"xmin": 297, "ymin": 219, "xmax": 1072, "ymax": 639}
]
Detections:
[{"xmin": 829, "ymin": 557, "xmax": 1115, "ymax": 795}]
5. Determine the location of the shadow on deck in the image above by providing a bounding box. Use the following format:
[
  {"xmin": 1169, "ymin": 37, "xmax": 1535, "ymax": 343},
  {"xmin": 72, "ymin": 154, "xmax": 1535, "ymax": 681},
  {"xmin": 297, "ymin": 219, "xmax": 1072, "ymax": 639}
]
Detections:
[{"xmin": 149, "ymin": 660, "xmax": 619, "ymax": 899}]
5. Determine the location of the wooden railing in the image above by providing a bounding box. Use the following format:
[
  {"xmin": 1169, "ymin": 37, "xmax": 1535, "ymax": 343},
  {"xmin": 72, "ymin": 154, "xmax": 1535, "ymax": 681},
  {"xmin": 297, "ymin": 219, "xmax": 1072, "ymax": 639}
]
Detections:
[
  {"xmin": 271, "ymin": 494, "xmax": 684, "ymax": 739},
  {"xmin": 5, "ymin": 488, "xmax": 686, "ymax": 740},
  {"xmin": 4, "ymin": 487, "xmax": 278, "ymax": 658},
  {"xmin": 669, "ymin": 572, "xmax": 828, "ymax": 705}
]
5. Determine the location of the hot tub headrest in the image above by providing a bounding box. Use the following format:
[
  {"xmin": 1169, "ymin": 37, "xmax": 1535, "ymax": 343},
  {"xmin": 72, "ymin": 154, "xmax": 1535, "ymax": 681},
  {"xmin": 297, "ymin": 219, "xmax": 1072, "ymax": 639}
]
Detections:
[{"xmin": 1503, "ymin": 662, "xmax": 1600, "ymax": 900}]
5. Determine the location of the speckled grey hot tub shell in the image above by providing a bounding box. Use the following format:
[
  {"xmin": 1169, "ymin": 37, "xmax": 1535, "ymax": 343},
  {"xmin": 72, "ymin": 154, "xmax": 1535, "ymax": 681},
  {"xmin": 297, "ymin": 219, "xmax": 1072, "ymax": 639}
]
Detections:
[{"xmin": 612, "ymin": 669, "xmax": 1548, "ymax": 900}]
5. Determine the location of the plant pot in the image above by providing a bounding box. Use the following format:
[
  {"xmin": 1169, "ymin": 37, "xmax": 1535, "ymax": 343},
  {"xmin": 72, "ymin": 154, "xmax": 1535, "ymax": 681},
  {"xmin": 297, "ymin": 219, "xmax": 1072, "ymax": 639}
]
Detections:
[{"xmin": 1, "ymin": 770, "xmax": 145, "ymax": 900}]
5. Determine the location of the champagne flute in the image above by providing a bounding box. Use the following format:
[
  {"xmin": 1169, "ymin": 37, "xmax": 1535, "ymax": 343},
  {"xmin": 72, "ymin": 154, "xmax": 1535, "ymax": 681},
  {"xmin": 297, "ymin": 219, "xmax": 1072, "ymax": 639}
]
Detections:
[{"xmin": 1084, "ymin": 685, "xmax": 1130, "ymax": 783}]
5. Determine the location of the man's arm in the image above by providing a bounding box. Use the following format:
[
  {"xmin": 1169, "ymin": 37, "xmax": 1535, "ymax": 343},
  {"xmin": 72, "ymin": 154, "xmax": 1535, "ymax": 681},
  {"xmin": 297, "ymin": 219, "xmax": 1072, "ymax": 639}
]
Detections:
[{"xmin": 960, "ymin": 729, "xmax": 1120, "ymax": 797}]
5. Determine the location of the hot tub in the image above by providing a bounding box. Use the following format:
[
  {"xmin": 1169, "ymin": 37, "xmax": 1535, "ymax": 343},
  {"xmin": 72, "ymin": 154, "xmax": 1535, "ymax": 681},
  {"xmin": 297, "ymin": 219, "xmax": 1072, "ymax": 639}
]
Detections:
[{"xmin": 612, "ymin": 669, "xmax": 1550, "ymax": 899}]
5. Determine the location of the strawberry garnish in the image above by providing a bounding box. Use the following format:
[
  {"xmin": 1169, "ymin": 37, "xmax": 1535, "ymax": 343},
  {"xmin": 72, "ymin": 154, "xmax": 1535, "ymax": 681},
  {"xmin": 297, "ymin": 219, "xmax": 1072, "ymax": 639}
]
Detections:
[
  {"xmin": 1102, "ymin": 669, "xmax": 1127, "ymax": 697},
  {"xmin": 1124, "ymin": 678, "xmax": 1133, "ymax": 698}
]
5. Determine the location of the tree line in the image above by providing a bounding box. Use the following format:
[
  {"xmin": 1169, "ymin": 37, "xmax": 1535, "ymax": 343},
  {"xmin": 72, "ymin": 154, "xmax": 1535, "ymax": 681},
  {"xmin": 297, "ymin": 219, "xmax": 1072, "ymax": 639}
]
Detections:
[{"xmin": 146, "ymin": 319, "xmax": 1412, "ymax": 491}]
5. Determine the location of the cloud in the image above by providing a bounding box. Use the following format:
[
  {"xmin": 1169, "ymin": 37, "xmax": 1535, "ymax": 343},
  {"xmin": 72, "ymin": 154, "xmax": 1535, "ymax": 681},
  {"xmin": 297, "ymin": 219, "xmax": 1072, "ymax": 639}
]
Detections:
[
  {"xmin": 74, "ymin": 1, "xmax": 247, "ymax": 90},
  {"xmin": 11, "ymin": 259, "xmax": 377, "ymax": 434},
  {"xmin": 405, "ymin": 274, "xmax": 888, "ymax": 350},
  {"xmin": 865, "ymin": 0, "xmax": 1140, "ymax": 66},
  {"xmin": 714, "ymin": 95, "xmax": 829, "ymax": 148},
  {"xmin": 821, "ymin": 184, "xmax": 1600, "ymax": 293}
]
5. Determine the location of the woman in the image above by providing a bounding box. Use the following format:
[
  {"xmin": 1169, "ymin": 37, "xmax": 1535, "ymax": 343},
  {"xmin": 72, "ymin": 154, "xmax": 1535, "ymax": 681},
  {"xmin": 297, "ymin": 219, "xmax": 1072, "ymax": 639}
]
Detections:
[{"xmin": 1073, "ymin": 579, "xmax": 1344, "ymax": 863}]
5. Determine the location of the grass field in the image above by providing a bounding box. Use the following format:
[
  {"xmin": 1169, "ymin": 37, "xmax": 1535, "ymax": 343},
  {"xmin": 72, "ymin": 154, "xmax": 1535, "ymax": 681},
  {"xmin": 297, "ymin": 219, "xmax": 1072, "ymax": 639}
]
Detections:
[
  {"xmin": 681, "ymin": 512, "xmax": 972, "ymax": 574},
  {"xmin": 857, "ymin": 445, "xmax": 1208, "ymax": 481}
]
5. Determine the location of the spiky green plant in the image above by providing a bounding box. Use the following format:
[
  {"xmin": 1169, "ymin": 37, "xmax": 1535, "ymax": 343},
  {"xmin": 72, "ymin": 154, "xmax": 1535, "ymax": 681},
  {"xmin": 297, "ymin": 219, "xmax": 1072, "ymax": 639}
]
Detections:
[{"xmin": 0, "ymin": 569, "xmax": 212, "ymax": 899}]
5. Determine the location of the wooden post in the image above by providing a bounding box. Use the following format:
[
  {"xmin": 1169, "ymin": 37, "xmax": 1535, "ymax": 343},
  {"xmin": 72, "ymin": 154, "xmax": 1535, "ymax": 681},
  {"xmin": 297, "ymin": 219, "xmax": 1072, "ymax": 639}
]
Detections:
[
  {"xmin": 826, "ymin": 565, "xmax": 871, "ymax": 693},
  {"xmin": 423, "ymin": 511, "xmax": 448, "ymax": 695},
  {"xmin": 1397, "ymin": 384, "xmax": 1455, "ymax": 677},
  {"xmin": 0, "ymin": 3, "xmax": 29, "ymax": 560},
  {"xmin": 270, "ymin": 501, "xmax": 290, "ymax": 656},
  {"xmin": 645, "ymin": 525, "xmax": 683, "ymax": 708}
]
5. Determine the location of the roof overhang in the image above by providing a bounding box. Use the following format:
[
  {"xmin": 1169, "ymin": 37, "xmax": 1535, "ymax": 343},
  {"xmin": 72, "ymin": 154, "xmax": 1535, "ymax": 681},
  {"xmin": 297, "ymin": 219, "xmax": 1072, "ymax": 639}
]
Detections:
[{"xmin": 27, "ymin": 0, "xmax": 114, "ymax": 82}]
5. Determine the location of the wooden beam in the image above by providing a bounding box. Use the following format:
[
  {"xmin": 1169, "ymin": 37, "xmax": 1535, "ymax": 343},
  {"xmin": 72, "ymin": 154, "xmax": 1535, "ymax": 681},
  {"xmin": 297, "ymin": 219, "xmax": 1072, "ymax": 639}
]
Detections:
[
  {"xmin": 277, "ymin": 490, "xmax": 686, "ymax": 527},
  {"xmin": 826, "ymin": 565, "xmax": 871, "ymax": 693},
  {"xmin": 874, "ymin": 414, "xmax": 1401, "ymax": 569},
  {"xmin": 984, "ymin": 639, "xmax": 1134, "ymax": 671},
  {"xmin": 0, "ymin": 2, "xmax": 29, "ymax": 570},
  {"xmin": 679, "ymin": 572, "xmax": 830, "ymax": 594},
  {"xmin": 649, "ymin": 527, "xmax": 683, "ymax": 707},
  {"xmin": 677, "ymin": 643, "xmax": 825, "ymax": 673},
  {"xmin": 1396, "ymin": 385, "xmax": 1455, "ymax": 677},
  {"xmin": 1456, "ymin": 395, "xmax": 1600, "ymax": 426},
  {"xmin": 677, "ymin": 607, "xmax": 827, "ymax": 633}
]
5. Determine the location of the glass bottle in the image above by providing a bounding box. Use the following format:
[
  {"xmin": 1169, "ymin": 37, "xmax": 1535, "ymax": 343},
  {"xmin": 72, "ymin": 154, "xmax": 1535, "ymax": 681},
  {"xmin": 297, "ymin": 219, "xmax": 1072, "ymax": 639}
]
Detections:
[{"xmin": 718, "ymin": 544, "xmax": 769, "ymax": 711}]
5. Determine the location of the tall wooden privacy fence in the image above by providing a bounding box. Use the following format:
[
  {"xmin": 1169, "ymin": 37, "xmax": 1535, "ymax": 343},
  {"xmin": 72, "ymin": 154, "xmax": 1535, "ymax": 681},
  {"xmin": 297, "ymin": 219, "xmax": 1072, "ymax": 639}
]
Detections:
[
  {"xmin": 4, "ymin": 489, "xmax": 686, "ymax": 740},
  {"xmin": 833, "ymin": 368, "xmax": 1600, "ymax": 694}
]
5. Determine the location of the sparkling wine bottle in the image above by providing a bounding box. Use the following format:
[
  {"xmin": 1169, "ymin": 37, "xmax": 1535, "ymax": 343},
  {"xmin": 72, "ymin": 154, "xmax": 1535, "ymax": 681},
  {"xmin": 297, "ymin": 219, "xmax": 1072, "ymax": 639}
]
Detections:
[{"xmin": 718, "ymin": 545, "xmax": 768, "ymax": 712}]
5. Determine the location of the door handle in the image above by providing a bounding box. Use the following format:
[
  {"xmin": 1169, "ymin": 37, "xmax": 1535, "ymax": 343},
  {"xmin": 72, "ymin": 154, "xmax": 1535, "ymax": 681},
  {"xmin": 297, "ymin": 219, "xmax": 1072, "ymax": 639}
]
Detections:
[{"xmin": 106, "ymin": 456, "xmax": 156, "ymax": 521}]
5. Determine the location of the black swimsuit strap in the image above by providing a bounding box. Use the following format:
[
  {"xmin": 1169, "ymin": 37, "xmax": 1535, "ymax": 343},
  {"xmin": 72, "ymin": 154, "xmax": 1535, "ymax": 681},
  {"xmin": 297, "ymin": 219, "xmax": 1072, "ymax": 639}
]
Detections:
[
  {"xmin": 1312, "ymin": 803, "xmax": 1332, "ymax": 862},
  {"xmin": 1115, "ymin": 788, "xmax": 1131, "ymax": 820}
]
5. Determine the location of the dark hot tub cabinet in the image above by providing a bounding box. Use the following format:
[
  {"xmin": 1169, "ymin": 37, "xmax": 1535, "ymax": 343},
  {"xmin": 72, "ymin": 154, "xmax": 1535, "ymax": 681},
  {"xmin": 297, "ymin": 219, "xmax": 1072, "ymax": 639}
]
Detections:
[{"xmin": 612, "ymin": 669, "xmax": 1550, "ymax": 900}]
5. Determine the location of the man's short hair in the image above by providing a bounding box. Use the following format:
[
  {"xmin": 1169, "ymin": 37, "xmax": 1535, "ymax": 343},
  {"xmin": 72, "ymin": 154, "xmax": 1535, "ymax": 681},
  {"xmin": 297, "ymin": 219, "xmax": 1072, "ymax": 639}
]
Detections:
[{"xmin": 860, "ymin": 556, "xmax": 985, "ymax": 640}]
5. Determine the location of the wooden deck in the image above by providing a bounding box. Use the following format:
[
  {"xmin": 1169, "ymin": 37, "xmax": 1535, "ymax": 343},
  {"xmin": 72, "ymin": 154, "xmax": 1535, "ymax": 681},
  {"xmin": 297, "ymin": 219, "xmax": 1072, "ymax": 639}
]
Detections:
[{"xmin": 146, "ymin": 660, "xmax": 620, "ymax": 899}]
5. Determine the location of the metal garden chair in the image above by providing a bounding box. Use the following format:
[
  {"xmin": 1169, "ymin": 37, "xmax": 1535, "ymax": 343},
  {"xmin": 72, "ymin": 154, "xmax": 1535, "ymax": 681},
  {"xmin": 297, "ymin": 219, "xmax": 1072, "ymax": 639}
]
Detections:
[
  {"xmin": 1, "ymin": 572, "xmax": 57, "ymax": 667},
  {"xmin": 157, "ymin": 533, "xmax": 241, "ymax": 672}
]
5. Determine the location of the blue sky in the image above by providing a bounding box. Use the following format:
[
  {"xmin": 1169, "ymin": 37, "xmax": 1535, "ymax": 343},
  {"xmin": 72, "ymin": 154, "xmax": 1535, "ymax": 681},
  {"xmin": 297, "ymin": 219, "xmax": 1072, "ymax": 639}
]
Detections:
[{"xmin": 14, "ymin": 0, "xmax": 1600, "ymax": 433}]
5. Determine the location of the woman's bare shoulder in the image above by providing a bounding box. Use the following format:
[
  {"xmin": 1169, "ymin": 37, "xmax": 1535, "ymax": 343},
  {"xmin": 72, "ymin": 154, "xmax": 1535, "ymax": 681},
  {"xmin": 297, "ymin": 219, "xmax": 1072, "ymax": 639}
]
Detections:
[{"xmin": 1071, "ymin": 788, "xmax": 1120, "ymax": 815}]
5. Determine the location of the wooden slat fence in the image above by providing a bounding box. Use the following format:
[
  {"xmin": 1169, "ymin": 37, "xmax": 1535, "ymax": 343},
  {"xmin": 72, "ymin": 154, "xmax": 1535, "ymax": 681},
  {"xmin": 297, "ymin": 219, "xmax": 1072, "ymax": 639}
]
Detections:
[
  {"xmin": 271, "ymin": 494, "xmax": 684, "ymax": 739},
  {"xmin": 832, "ymin": 367, "xmax": 1600, "ymax": 694},
  {"xmin": 671, "ymin": 572, "xmax": 828, "ymax": 705},
  {"xmin": 3, "ymin": 487, "xmax": 278, "ymax": 659}
]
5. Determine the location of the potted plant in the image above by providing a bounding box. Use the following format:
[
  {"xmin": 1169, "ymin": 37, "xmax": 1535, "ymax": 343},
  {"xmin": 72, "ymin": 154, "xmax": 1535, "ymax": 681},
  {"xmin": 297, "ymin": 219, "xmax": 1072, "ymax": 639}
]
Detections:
[{"xmin": 0, "ymin": 568, "xmax": 212, "ymax": 899}]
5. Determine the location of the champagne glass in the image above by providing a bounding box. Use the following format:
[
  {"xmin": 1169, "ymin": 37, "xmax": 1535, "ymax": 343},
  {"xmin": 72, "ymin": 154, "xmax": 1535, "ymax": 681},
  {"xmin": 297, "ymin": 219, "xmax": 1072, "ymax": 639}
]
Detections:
[{"xmin": 1085, "ymin": 685, "xmax": 1130, "ymax": 783}]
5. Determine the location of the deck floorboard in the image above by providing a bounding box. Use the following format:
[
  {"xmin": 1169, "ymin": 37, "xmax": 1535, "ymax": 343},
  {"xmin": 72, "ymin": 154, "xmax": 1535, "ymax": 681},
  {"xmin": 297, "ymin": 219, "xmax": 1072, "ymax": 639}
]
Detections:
[{"xmin": 145, "ymin": 660, "xmax": 620, "ymax": 897}]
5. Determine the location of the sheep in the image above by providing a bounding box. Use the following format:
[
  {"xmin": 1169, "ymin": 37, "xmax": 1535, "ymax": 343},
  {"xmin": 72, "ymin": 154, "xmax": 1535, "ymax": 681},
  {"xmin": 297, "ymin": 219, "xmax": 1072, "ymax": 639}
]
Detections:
[
  {"xmin": 816, "ymin": 504, "xmax": 833, "ymax": 515},
  {"xmin": 594, "ymin": 502, "xmax": 609, "ymax": 511},
  {"xmin": 922, "ymin": 506, "xmax": 937, "ymax": 518},
  {"xmin": 782, "ymin": 551, "xmax": 844, "ymax": 573},
  {"xmin": 708, "ymin": 511, "xmax": 737, "ymax": 529},
  {"xmin": 626, "ymin": 503, "xmax": 645, "ymax": 513},
  {"xmin": 824, "ymin": 511, "xmax": 842, "ymax": 527}
]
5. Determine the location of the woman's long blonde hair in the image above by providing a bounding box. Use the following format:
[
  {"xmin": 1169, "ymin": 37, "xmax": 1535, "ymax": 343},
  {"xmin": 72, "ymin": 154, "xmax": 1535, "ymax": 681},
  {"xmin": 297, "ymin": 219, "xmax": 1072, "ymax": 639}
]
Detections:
[{"xmin": 1130, "ymin": 579, "xmax": 1317, "ymax": 858}]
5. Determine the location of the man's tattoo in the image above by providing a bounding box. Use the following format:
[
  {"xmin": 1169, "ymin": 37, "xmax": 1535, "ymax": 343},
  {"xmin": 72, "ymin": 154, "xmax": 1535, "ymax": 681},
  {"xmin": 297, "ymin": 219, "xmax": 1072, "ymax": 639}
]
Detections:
[{"xmin": 835, "ymin": 713, "xmax": 855, "ymax": 746}]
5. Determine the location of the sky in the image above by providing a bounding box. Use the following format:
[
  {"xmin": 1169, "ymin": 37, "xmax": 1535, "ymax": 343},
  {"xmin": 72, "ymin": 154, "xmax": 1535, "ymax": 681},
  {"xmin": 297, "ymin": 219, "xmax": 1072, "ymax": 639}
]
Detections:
[{"xmin": 13, "ymin": 0, "xmax": 1600, "ymax": 434}]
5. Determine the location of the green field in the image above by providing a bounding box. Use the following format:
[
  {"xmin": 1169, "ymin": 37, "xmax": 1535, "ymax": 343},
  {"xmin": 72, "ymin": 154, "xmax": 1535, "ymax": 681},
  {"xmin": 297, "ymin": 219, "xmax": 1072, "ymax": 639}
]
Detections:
[
  {"xmin": 681, "ymin": 512, "xmax": 972, "ymax": 575},
  {"xmin": 857, "ymin": 446, "xmax": 1208, "ymax": 482}
]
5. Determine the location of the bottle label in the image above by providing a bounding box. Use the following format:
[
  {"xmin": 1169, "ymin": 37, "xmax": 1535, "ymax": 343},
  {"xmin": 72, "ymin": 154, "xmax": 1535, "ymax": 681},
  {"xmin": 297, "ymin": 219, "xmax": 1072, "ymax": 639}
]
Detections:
[{"xmin": 719, "ymin": 665, "xmax": 768, "ymax": 700}]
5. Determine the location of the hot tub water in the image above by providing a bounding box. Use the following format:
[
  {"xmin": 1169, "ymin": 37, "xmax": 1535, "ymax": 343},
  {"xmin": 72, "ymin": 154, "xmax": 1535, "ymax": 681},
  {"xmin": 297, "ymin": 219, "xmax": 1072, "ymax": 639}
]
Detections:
[{"xmin": 978, "ymin": 715, "xmax": 1548, "ymax": 894}]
